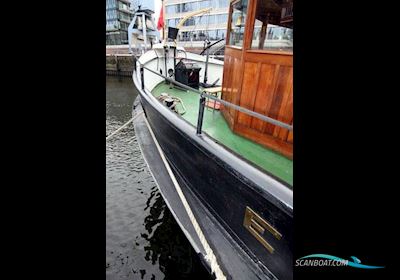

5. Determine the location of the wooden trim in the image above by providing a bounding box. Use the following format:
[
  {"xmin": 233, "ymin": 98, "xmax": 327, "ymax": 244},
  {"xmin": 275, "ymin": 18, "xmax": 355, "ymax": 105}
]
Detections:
[
  {"xmin": 243, "ymin": 0, "xmax": 293, "ymax": 54},
  {"xmin": 233, "ymin": 51, "xmax": 246, "ymax": 124},
  {"xmin": 226, "ymin": 0, "xmax": 254, "ymax": 49},
  {"xmin": 244, "ymin": 0, "xmax": 258, "ymax": 50},
  {"xmin": 226, "ymin": 45, "xmax": 243, "ymax": 50},
  {"xmin": 225, "ymin": 46, "xmax": 242, "ymax": 58},
  {"xmin": 254, "ymin": 62, "xmax": 262, "ymax": 101},
  {"xmin": 244, "ymin": 51, "xmax": 293, "ymax": 66},
  {"xmin": 225, "ymin": 0, "xmax": 236, "ymax": 46},
  {"xmin": 246, "ymin": 49, "xmax": 293, "ymax": 56}
]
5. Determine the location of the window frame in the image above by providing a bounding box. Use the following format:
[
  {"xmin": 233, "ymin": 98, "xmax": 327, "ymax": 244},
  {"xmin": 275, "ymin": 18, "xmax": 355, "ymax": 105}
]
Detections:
[
  {"xmin": 247, "ymin": 0, "xmax": 293, "ymax": 54},
  {"xmin": 226, "ymin": 0, "xmax": 249, "ymax": 49}
]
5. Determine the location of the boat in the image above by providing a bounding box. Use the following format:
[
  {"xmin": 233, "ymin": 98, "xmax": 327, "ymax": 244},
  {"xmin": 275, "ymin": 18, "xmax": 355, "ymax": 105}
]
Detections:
[{"xmin": 131, "ymin": 0, "xmax": 293, "ymax": 279}]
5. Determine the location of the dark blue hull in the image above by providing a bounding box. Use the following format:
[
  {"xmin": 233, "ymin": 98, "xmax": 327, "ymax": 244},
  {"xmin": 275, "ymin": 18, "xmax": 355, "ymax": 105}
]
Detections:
[{"xmin": 133, "ymin": 74, "xmax": 293, "ymax": 279}]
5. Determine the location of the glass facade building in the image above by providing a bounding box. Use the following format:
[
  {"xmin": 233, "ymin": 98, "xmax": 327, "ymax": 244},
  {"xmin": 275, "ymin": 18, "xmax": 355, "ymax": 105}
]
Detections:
[
  {"xmin": 106, "ymin": 0, "xmax": 134, "ymax": 45},
  {"xmin": 165, "ymin": 0, "xmax": 229, "ymax": 44}
]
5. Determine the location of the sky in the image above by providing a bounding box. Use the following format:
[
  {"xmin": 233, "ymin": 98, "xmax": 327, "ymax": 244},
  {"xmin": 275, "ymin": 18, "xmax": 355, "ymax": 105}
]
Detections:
[
  {"xmin": 137, "ymin": 0, "xmax": 155, "ymax": 10},
  {"xmin": 135, "ymin": 0, "xmax": 160, "ymax": 24},
  {"xmin": 134, "ymin": 0, "xmax": 162, "ymax": 38}
]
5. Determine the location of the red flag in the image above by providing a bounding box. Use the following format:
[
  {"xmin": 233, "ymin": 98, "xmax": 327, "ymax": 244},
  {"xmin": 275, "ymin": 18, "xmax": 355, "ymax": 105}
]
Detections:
[{"xmin": 157, "ymin": 7, "xmax": 164, "ymax": 30}]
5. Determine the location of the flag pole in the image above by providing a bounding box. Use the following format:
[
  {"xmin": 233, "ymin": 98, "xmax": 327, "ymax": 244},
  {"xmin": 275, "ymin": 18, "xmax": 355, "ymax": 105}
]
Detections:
[{"xmin": 162, "ymin": 0, "xmax": 166, "ymax": 43}]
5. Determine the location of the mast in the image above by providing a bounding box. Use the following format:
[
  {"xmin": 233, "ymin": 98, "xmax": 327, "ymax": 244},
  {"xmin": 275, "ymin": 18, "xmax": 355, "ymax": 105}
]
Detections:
[{"xmin": 162, "ymin": 0, "xmax": 166, "ymax": 43}]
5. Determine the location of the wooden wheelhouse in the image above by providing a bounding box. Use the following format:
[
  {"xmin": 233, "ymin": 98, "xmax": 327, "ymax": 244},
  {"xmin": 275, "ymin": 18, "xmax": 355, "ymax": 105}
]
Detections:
[{"xmin": 222, "ymin": 0, "xmax": 293, "ymax": 158}]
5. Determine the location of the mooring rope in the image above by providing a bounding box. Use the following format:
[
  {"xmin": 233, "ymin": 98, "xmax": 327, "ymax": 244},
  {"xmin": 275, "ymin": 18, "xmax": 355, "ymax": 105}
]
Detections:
[
  {"xmin": 156, "ymin": 94, "xmax": 187, "ymax": 115},
  {"xmin": 106, "ymin": 111, "xmax": 143, "ymax": 141},
  {"xmin": 128, "ymin": 136, "xmax": 135, "ymax": 144},
  {"xmin": 143, "ymin": 116, "xmax": 227, "ymax": 280}
]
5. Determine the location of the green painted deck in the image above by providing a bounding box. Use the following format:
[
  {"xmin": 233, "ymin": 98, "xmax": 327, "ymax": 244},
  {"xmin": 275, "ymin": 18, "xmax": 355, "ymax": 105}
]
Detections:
[{"xmin": 151, "ymin": 82, "xmax": 293, "ymax": 186}]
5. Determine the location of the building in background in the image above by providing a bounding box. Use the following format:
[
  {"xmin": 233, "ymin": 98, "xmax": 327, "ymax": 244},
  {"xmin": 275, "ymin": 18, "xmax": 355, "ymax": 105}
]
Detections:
[
  {"xmin": 106, "ymin": 0, "xmax": 229, "ymax": 47},
  {"xmin": 164, "ymin": 0, "xmax": 229, "ymax": 47},
  {"xmin": 106, "ymin": 0, "xmax": 135, "ymax": 45}
]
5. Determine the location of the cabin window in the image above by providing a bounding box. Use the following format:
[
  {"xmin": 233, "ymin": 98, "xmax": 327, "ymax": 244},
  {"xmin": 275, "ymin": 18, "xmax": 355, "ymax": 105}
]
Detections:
[
  {"xmin": 250, "ymin": 0, "xmax": 293, "ymax": 52},
  {"xmin": 228, "ymin": 0, "xmax": 249, "ymax": 48}
]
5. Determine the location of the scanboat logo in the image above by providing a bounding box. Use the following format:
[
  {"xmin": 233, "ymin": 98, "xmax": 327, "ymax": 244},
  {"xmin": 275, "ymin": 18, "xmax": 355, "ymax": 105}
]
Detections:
[{"xmin": 296, "ymin": 254, "xmax": 384, "ymax": 269}]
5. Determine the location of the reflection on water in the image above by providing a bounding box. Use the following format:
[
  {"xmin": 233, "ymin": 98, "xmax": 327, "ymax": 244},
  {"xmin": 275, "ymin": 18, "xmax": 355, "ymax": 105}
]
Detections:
[
  {"xmin": 141, "ymin": 193, "xmax": 211, "ymax": 279},
  {"xmin": 106, "ymin": 76, "xmax": 212, "ymax": 280}
]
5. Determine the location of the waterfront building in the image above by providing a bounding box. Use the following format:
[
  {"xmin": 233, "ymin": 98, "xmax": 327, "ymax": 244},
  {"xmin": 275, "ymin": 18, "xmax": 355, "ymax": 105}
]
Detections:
[
  {"xmin": 164, "ymin": 0, "xmax": 230, "ymax": 47},
  {"xmin": 162, "ymin": 0, "xmax": 292, "ymax": 50},
  {"xmin": 106, "ymin": 0, "xmax": 135, "ymax": 45}
]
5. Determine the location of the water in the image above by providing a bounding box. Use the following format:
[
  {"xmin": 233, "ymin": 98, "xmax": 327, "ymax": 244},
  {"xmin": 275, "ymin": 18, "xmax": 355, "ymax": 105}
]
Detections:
[{"xmin": 106, "ymin": 76, "xmax": 212, "ymax": 280}]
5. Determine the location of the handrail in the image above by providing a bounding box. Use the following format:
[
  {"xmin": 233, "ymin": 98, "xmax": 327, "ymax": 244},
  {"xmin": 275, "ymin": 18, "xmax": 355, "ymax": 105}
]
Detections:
[
  {"xmin": 136, "ymin": 61, "xmax": 293, "ymax": 131},
  {"xmin": 200, "ymin": 38, "xmax": 225, "ymax": 55}
]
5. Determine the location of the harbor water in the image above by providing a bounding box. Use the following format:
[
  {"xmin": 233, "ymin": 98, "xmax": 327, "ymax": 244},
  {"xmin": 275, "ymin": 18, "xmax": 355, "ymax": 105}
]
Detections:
[{"xmin": 106, "ymin": 76, "xmax": 212, "ymax": 280}]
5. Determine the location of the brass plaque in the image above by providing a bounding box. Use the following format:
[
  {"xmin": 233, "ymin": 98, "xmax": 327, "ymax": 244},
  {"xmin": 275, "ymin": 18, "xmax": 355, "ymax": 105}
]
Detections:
[{"xmin": 243, "ymin": 206, "xmax": 282, "ymax": 254}]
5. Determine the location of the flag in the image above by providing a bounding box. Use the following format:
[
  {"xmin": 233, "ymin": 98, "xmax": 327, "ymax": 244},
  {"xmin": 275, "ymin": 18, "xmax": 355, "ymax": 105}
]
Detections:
[{"xmin": 157, "ymin": 7, "xmax": 164, "ymax": 30}]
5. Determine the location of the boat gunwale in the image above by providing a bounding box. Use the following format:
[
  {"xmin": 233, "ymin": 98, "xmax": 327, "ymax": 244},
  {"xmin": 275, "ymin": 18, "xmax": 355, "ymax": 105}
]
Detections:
[
  {"xmin": 151, "ymin": 80, "xmax": 293, "ymax": 187},
  {"xmin": 136, "ymin": 53, "xmax": 292, "ymax": 184},
  {"xmin": 132, "ymin": 62, "xmax": 293, "ymax": 213}
]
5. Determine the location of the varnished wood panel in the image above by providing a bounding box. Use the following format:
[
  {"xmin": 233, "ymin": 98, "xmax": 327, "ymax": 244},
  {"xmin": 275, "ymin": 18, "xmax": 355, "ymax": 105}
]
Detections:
[
  {"xmin": 245, "ymin": 51, "xmax": 293, "ymax": 66},
  {"xmin": 287, "ymin": 126, "xmax": 293, "ymax": 144},
  {"xmin": 220, "ymin": 1, "xmax": 293, "ymax": 158},
  {"xmin": 273, "ymin": 72, "xmax": 293, "ymax": 141},
  {"xmin": 221, "ymin": 46, "xmax": 243, "ymax": 129},
  {"xmin": 264, "ymin": 66, "xmax": 292, "ymax": 135},
  {"xmin": 250, "ymin": 63, "xmax": 278, "ymax": 132},
  {"xmin": 237, "ymin": 62, "xmax": 260, "ymax": 127},
  {"xmin": 221, "ymin": 49, "xmax": 293, "ymax": 158},
  {"xmin": 225, "ymin": 46, "xmax": 243, "ymax": 59}
]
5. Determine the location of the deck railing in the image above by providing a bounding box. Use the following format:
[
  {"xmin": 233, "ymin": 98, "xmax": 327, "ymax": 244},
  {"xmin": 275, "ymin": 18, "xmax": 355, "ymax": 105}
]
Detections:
[{"xmin": 136, "ymin": 60, "xmax": 293, "ymax": 135}]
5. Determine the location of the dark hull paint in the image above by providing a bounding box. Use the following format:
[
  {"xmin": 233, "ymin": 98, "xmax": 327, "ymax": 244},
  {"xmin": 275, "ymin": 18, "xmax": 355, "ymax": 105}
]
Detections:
[
  {"xmin": 133, "ymin": 73, "xmax": 293, "ymax": 279},
  {"xmin": 134, "ymin": 100, "xmax": 274, "ymax": 280}
]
